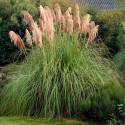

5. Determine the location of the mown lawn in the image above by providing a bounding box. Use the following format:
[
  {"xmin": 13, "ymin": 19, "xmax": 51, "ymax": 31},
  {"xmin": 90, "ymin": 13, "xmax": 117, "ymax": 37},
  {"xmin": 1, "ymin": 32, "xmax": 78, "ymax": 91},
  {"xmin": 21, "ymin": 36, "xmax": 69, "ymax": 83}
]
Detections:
[{"xmin": 0, "ymin": 117, "xmax": 98, "ymax": 125}]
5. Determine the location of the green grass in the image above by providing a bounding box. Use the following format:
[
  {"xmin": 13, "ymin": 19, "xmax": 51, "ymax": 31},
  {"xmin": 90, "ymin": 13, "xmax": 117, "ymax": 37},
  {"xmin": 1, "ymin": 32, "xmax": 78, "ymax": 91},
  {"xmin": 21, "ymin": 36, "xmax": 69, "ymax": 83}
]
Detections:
[
  {"xmin": 0, "ymin": 35, "xmax": 121, "ymax": 117},
  {"xmin": 0, "ymin": 117, "xmax": 97, "ymax": 125}
]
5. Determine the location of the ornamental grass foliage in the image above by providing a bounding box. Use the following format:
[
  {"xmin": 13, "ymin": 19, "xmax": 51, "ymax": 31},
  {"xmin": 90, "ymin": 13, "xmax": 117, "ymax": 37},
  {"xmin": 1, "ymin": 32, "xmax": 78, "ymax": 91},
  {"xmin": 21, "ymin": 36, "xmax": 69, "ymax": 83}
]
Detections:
[
  {"xmin": 0, "ymin": 3, "xmax": 123, "ymax": 118},
  {"xmin": 0, "ymin": 35, "xmax": 121, "ymax": 117}
]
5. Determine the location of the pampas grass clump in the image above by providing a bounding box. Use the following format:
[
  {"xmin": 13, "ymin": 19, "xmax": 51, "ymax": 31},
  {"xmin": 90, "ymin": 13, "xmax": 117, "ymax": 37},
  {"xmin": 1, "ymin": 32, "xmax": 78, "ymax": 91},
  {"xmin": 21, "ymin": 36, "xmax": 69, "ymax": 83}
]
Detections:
[{"xmin": 0, "ymin": 35, "xmax": 120, "ymax": 117}]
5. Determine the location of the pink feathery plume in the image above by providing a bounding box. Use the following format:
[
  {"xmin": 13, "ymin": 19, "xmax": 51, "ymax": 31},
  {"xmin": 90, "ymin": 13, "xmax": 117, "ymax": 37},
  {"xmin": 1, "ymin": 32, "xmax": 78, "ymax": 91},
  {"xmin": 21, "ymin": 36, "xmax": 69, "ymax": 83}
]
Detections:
[
  {"xmin": 87, "ymin": 21, "xmax": 95, "ymax": 34},
  {"xmin": 88, "ymin": 21, "xmax": 96, "ymax": 32},
  {"xmin": 25, "ymin": 29, "xmax": 32, "ymax": 46},
  {"xmin": 88, "ymin": 24, "xmax": 99, "ymax": 44},
  {"xmin": 44, "ymin": 6, "xmax": 54, "ymax": 42},
  {"xmin": 65, "ymin": 7, "xmax": 72, "ymax": 33},
  {"xmin": 60, "ymin": 14, "xmax": 66, "ymax": 32},
  {"xmin": 66, "ymin": 15, "xmax": 74, "ymax": 36},
  {"xmin": 39, "ymin": 5, "xmax": 47, "ymax": 23},
  {"xmin": 44, "ymin": 6, "xmax": 53, "ymax": 21},
  {"xmin": 32, "ymin": 22, "xmax": 43, "ymax": 47},
  {"xmin": 39, "ymin": 5, "xmax": 54, "ymax": 43},
  {"xmin": 38, "ymin": 5, "xmax": 48, "ymax": 37},
  {"xmin": 75, "ymin": 16, "xmax": 81, "ymax": 31},
  {"xmin": 51, "ymin": 9, "xmax": 56, "ymax": 22},
  {"xmin": 74, "ymin": 3, "xmax": 81, "ymax": 30},
  {"xmin": 74, "ymin": 3, "xmax": 80, "ymax": 15},
  {"xmin": 39, "ymin": 18, "xmax": 46, "ymax": 34},
  {"xmin": 65, "ymin": 7, "xmax": 72, "ymax": 20},
  {"xmin": 54, "ymin": 3, "xmax": 62, "ymax": 23},
  {"xmin": 21, "ymin": 11, "xmax": 35, "ymax": 30},
  {"xmin": 47, "ymin": 25, "xmax": 54, "ymax": 42},
  {"xmin": 9, "ymin": 31, "xmax": 25, "ymax": 49},
  {"xmin": 80, "ymin": 14, "xmax": 91, "ymax": 34}
]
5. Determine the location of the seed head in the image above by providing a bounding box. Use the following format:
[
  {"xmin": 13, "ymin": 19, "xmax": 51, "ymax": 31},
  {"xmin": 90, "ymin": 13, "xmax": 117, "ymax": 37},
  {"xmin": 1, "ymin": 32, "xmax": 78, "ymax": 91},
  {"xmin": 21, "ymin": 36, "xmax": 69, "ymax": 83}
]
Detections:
[
  {"xmin": 9, "ymin": 31, "xmax": 25, "ymax": 49},
  {"xmin": 25, "ymin": 29, "xmax": 32, "ymax": 46},
  {"xmin": 21, "ymin": 11, "xmax": 35, "ymax": 30},
  {"xmin": 32, "ymin": 22, "xmax": 42, "ymax": 48}
]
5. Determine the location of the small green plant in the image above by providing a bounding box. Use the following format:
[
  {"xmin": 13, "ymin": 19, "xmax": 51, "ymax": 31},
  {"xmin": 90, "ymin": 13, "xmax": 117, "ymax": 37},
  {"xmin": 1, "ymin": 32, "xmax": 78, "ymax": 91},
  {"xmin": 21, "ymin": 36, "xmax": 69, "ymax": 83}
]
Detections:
[
  {"xmin": 118, "ymin": 99, "xmax": 125, "ymax": 117},
  {"xmin": 106, "ymin": 118, "xmax": 125, "ymax": 125},
  {"xmin": 107, "ymin": 118, "xmax": 119, "ymax": 125}
]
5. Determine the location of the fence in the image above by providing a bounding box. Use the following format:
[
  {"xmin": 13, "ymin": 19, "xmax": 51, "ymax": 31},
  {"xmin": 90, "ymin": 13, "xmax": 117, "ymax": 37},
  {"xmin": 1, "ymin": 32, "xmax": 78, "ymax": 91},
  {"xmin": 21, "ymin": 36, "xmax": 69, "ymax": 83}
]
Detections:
[{"xmin": 76, "ymin": 0, "xmax": 125, "ymax": 10}]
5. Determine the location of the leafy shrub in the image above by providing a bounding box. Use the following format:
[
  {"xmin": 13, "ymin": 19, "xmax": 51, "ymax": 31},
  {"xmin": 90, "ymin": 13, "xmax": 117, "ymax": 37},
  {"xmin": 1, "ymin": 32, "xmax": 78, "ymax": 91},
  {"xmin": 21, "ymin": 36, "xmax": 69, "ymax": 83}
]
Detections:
[
  {"xmin": 89, "ymin": 10, "xmax": 125, "ymax": 56},
  {"xmin": 80, "ymin": 83, "xmax": 125, "ymax": 121},
  {"xmin": 113, "ymin": 50, "xmax": 125, "ymax": 79},
  {"xmin": 106, "ymin": 118, "xmax": 125, "ymax": 125},
  {"xmin": 0, "ymin": 0, "xmax": 38, "ymax": 65},
  {"xmin": 118, "ymin": 99, "xmax": 125, "ymax": 118},
  {"xmin": 0, "ymin": 35, "xmax": 121, "ymax": 118}
]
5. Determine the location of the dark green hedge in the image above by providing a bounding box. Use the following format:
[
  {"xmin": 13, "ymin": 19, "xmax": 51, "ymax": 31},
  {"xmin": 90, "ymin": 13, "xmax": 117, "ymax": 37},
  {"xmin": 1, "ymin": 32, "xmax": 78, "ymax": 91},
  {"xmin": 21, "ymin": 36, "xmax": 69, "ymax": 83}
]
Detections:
[{"xmin": 0, "ymin": 0, "xmax": 39, "ymax": 65}]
